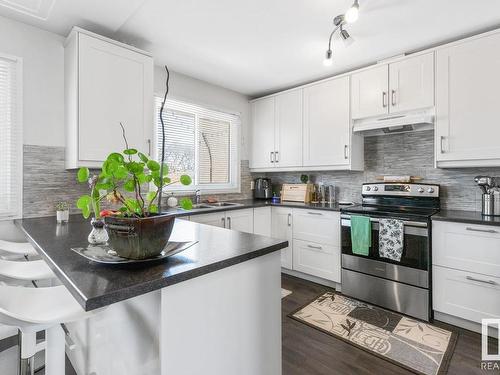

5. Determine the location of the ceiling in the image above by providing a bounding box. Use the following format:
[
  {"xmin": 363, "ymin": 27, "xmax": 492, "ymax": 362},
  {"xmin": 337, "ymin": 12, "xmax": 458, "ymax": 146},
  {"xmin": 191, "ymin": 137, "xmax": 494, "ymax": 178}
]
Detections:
[{"xmin": 1, "ymin": 0, "xmax": 500, "ymax": 97}]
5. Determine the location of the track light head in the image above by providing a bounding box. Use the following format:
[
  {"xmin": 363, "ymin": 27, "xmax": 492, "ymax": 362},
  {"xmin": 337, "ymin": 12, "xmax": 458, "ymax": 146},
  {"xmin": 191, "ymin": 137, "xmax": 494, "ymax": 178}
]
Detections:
[
  {"xmin": 345, "ymin": 0, "xmax": 359, "ymax": 24},
  {"xmin": 323, "ymin": 50, "xmax": 333, "ymax": 66}
]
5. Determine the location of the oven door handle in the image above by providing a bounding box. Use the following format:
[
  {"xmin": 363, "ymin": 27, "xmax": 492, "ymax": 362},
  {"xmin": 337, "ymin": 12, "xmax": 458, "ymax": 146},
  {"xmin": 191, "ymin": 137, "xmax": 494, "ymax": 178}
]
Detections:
[{"xmin": 340, "ymin": 214, "xmax": 428, "ymax": 228}]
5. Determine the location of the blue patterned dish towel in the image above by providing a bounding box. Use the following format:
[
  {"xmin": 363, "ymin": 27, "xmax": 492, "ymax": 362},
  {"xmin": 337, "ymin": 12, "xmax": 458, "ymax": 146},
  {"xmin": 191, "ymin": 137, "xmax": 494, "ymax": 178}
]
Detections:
[{"xmin": 378, "ymin": 219, "xmax": 404, "ymax": 261}]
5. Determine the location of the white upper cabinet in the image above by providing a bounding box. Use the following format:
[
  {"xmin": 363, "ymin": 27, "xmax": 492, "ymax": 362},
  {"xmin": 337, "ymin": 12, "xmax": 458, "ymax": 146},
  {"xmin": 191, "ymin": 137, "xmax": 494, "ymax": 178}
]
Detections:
[
  {"xmin": 351, "ymin": 65, "xmax": 389, "ymax": 119},
  {"xmin": 389, "ymin": 52, "xmax": 434, "ymax": 114},
  {"xmin": 250, "ymin": 97, "xmax": 276, "ymax": 169},
  {"xmin": 275, "ymin": 90, "xmax": 303, "ymax": 168},
  {"xmin": 65, "ymin": 28, "xmax": 154, "ymax": 169},
  {"xmin": 303, "ymin": 77, "xmax": 354, "ymax": 168},
  {"xmin": 351, "ymin": 53, "xmax": 435, "ymax": 120},
  {"xmin": 436, "ymin": 31, "xmax": 500, "ymax": 167}
]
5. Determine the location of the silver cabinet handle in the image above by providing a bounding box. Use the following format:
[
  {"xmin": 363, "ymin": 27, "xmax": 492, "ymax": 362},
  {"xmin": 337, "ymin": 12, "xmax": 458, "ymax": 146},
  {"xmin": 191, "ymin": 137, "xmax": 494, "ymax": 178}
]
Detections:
[
  {"xmin": 466, "ymin": 276, "xmax": 497, "ymax": 285},
  {"xmin": 275, "ymin": 151, "xmax": 279, "ymax": 163},
  {"xmin": 270, "ymin": 152, "xmax": 274, "ymax": 163},
  {"xmin": 391, "ymin": 90, "xmax": 396, "ymax": 106},
  {"xmin": 287, "ymin": 213, "xmax": 291, "ymax": 227},
  {"xmin": 344, "ymin": 145, "xmax": 348, "ymax": 160},
  {"xmin": 440, "ymin": 136, "xmax": 445, "ymax": 154},
  {"xmin": 466, "ymin": 227, "xmax": 498, "ymax": 234},
  {"xmin": 307, "ymin": 211, "xmax": 323, "ymax": 216},
  {"xmin": 221, "ymin": 217, "xmax": 226, "ymax": 227},
  {"xmin": 307, "ymin": 244, "xmax": 322, "ymax": 250},
  {"xmin": 382, "ymin": 92, "xmax": 387, "ymax": 108},
  {"xmin": 227, "ymin": 217, "xmax": 231, "ymax": 229},
  {"xmin": 147, "ymin": 139, "xmax": 152, "ymax": 156}
]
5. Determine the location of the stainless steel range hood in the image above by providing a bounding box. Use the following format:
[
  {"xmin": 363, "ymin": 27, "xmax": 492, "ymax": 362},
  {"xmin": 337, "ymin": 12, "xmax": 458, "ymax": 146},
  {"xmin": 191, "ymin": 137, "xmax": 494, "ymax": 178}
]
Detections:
[{"xmin": 352, "ymin": 109, "xmax": 434, "ymax": 137}]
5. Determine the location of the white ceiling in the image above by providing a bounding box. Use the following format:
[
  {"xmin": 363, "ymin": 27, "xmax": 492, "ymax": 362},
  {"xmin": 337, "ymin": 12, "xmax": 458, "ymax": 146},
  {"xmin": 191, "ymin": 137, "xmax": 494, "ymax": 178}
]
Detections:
[{"xmin": 1, "ymin": 0, "xmax": 500, "ymax": 96}]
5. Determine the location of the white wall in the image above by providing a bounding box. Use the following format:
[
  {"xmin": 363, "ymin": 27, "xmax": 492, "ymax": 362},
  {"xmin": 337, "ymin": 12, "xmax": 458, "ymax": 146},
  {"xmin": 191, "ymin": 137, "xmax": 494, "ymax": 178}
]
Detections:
[
  {"xmin": 154, "ymin": 67, "xmax": 250, "ymax": 160},
  {"xmin": 0, "ymin": 15, "xmax": 65, "ymax": 147},
  {"xmin": 0, "ymin": 15, "xmax": 251, "ymax": 159}
]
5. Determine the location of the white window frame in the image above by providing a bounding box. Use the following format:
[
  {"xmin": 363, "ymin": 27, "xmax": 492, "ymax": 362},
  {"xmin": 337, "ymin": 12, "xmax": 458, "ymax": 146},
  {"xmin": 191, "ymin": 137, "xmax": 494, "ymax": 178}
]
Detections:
[
  {"xmin": 154, "ymin": 96, "xmax": 241, "ymax": 195},
  {"xmin": 0, "ymin": 53, "xmax": 23, "ymax": 220}
]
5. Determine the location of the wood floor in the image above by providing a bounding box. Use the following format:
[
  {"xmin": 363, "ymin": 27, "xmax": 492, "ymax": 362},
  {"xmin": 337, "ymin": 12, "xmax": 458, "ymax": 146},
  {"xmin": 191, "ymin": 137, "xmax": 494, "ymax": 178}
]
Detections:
[
  {"xmin": 282, "ymin": 273, "xmax": 496, "ymax": 375},
  {"xmin": 0, "ymin": 274, "xmax": 496, "ymax": 374}
]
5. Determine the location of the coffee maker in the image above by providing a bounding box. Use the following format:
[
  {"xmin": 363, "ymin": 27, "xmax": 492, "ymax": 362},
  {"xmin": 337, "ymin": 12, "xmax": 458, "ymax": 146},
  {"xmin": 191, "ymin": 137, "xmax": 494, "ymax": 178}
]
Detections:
[{"xmin": 253, "ymin": 178, "xmax": 272, "ymax": 199}]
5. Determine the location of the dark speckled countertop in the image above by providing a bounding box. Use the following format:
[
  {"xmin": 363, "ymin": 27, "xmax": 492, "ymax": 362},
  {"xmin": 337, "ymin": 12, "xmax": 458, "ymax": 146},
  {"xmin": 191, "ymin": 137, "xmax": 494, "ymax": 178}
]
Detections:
[
  {"xmin": 15, "ymin": 216, "xmax": 287, "ymax": 311},
  {"xmin": 432, "ymin": 210, "xmax": 500, "ymax": 227}
]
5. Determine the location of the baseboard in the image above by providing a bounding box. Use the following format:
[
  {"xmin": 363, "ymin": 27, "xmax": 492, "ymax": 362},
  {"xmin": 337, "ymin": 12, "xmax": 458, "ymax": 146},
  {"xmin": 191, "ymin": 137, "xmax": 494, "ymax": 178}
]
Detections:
[
  {"xmin": 281, "ymin": 268, "xmax": 341, "ymax": 291},
  {"xmin": 434, "ymin": 311, "xmax": 499, "ymax": 338}
]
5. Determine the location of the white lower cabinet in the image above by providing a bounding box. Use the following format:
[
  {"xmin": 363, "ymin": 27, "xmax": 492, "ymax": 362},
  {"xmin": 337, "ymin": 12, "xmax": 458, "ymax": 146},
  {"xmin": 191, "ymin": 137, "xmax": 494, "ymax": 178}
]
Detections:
[
  {"xmin": 292, "ymin": 239, "xmax": 341, "ymax": 282},
  {"xmin": 225, "ymin": 209, "xmax": 254, "ymax": 233},
  {"xmin": 271, "ymin": 207, "xmax": 293, "ymax": 269},
  {"xmin": 432, "ymin": 221, "xmax": 500, "ymax": 324},
  {"xmin": 253, "ymin": 207, "xmax": 272, "ymax": 237},
  {"xmin": 189, "ymin": 212, "xmax": 225, "ymax": 227},
  {"xmin": 291, "ymin": 209, "xmax": 341, "ymax": 282},
  {"xmin": 433, "ymin": 266, "xmax": 500, "ymax": 322}
]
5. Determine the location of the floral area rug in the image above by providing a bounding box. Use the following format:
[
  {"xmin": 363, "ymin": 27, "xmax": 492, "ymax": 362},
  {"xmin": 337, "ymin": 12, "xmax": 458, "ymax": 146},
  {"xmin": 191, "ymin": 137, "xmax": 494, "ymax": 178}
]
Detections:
[{"xmin": 291, "ymin": 292, "xmax": 457, "ymax": 375}]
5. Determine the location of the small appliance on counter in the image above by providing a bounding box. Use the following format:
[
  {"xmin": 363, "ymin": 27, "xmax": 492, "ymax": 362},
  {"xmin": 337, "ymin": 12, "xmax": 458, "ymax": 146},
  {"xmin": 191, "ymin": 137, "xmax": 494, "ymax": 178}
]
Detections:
[
  {"xmin": 475, "ymin": 175, "xmax": 500, "ymax": 216},
  {"xmin": 253, "ymin": 178, "xmax": 272, "ymax": 199}
]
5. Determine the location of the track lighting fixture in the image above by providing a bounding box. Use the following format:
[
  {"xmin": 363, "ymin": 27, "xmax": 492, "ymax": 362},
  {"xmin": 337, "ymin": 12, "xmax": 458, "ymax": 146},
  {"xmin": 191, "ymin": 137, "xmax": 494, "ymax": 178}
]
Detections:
[{"xmin": 323, "ymin": 0, "xmax": 359, "ymax": 66}]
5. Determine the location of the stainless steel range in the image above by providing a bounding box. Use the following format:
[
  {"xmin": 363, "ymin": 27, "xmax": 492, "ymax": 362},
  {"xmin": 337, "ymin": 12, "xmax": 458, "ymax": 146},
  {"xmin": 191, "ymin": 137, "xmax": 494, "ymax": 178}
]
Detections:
[{"xmin": 340, "ymin": 182, "xmax": 440, "ymax": 321}]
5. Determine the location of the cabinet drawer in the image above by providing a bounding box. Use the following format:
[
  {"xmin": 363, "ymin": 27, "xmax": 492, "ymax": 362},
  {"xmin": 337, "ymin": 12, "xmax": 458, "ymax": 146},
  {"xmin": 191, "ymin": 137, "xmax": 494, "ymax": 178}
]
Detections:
[
  {"xmin": 292, "ymin": 209, "xmax": 340, "ymax": 245},
  {"xmin": 433, "ymin": 221, "xmax": 500, "ymax": 277},
  {"xmin": 433, "ymin": 265, "xmax": 500, "ymax": 323},
  {"xmin": 292, "ymin": 239, "xmax": 340, "ymax": 282}
]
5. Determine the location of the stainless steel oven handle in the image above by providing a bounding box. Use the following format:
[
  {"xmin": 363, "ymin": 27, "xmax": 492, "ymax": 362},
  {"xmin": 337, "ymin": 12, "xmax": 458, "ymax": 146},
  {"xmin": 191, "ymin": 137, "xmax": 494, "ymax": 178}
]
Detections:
[{"xmin": 340, "ymin": 214, "xmax": 428, "ymax": 228}]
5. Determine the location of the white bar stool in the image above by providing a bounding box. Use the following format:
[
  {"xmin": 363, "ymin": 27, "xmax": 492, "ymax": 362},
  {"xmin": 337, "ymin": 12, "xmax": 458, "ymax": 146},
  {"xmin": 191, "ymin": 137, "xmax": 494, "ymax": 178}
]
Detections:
[
  {"xmin": 0, "ymin": 240, "xmax": 38, "ymax": 258},
  {"xmin": 0, "ymin": 259, "xmax": 55, "ymax": 282},
  {"xmin": 0, "ymin": 285, "xmax": 89, "ymax": 375}
]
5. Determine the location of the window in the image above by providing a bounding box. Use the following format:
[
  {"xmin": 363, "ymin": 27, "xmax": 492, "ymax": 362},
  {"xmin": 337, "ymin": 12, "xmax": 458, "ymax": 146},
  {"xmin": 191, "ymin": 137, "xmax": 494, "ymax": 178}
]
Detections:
[
  {"xmin": 155, "ymin": 98, "xmax": 240, "ymax": 193},
  {"xmin": 0, "ymin": 54, "xmax": 22, "ymax": 219}
]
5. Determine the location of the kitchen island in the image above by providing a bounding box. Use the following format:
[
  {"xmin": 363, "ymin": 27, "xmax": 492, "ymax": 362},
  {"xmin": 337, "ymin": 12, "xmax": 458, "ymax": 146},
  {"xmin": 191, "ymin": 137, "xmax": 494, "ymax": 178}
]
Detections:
[{"xmin": 15, "ymin": 215, "xmax": 287, "ymax": 375}]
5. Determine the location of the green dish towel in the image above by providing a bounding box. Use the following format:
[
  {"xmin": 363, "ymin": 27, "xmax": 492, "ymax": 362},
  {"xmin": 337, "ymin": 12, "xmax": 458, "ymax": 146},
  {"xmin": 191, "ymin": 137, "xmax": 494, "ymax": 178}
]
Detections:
[{"xmin": 350, "ymin": 215, "xmax": 371, "ymax": 256}]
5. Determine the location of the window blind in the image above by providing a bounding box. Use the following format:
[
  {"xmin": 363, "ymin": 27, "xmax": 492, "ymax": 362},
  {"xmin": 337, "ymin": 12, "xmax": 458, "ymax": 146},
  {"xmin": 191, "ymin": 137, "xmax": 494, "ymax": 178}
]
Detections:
[
  {"xmin": 155, "ymin": 98, "xmax": 240, "ymax": 191},
  {"xmin": 0, "ymin": 55, "xmax": 22, "ymax": 219}
]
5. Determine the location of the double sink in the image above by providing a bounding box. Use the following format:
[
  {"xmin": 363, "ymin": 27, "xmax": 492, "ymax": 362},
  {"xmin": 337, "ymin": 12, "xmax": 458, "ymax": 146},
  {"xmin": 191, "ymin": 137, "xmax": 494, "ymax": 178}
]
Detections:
[{"xmin": 190, "ymin": 202, "xmax": 243, "ymax": 211}]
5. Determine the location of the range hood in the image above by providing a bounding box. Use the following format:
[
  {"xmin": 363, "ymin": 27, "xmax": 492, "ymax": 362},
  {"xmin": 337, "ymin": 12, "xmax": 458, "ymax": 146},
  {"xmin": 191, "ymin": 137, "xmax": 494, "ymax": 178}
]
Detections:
[{"xmin": 352, "ymin": 109, "xmax": 434, "ymax": 137}]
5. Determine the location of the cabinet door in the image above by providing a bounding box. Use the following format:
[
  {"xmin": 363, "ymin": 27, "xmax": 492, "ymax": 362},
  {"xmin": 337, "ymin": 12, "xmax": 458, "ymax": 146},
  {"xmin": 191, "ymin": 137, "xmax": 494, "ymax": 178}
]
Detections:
[
  {"xmin": 292, "ymin": 210, "xmax": 340, "ymax": 246},
  {"xmin": 253, "ymin": 207, "xmax": 272, "ymax": 237},
  {"xmin": 271, "ymin": 207, "xmax": 293, "ymax": 269},
  {"xmin": 190, "ymin": 212, "xmax": 226, "ymax": 227},
  {"xmin": 389, "ymin": 53, "xmax": 434, "ymax": 114},
  {"xmin": 226, "ymin": 209, "xmax": 254, "ymax": 233},
  {"xmin": 275, "ymin": 90, "xmax": 303, "ymax": 168},
  {"xmin": 351, "ymin": 65, "xmax": 389, "ymax": 119},
  {"xmin": 436, "ymin": 32, "xmax": 500, "ymax": 165},
  {"xmin": 293, "ymin": 239, "xmax": 341, "ymax": 282},
  {"xmin": 250, "ymin": 98, "xmax": 276, "ymax": 169},
  {"xmin": 303, "ymin": 77, "xmax": 350, "ymax": 167},
  {"xmin": 78, "ymin": 33, "xmax": 153, "ymax": 162}
]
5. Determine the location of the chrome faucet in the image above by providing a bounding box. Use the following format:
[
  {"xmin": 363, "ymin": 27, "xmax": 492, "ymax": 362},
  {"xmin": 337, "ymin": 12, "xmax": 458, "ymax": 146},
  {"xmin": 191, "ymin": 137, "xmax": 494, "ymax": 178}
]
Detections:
[{"xmin": 194, "ymin": 189, "xmax": 202, "ymax": 205}]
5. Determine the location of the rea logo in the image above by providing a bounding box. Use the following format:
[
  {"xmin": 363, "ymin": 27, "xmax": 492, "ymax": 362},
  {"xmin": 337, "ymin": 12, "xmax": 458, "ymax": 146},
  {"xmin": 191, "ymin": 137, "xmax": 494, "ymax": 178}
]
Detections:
[{"xmin": 482, "ymin": 319, "xmax": 500, "ymax": 361}]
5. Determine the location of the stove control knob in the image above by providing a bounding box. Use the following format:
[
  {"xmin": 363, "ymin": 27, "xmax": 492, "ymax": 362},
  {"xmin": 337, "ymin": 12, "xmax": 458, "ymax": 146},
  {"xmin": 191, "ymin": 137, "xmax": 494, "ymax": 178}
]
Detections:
[
  {"xmin": 418, "ymin": 187, "xmax": 424, "ymax": 193},
  {"xmin": 365, "ymin": 186, "xmax": 371, "ymax": 191},
  {"xmin": 373, "ymin": 186, "xmax": 379, "ymax": 191},
  {"xmin": 428, "ymin": 187, "xmax": 435, "ymax": 194}
]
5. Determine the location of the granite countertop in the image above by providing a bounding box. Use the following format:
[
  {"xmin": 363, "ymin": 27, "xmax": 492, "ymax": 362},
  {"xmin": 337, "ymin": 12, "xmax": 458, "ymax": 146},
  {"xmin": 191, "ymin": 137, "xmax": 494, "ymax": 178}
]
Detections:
[
  {"xmin": 432, "ymin": 210, "xmax": 500, "ymax": 227},
  {"xmin": 15, "ymin": 216, "xmax": 287, "ymax": 311}
]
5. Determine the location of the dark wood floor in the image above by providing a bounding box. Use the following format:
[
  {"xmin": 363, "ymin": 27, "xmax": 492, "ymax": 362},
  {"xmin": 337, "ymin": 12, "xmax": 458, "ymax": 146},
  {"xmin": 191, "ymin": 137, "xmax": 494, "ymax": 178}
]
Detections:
[{"xmin": 282, "ymin": 273, "xmax": 497, "ymax": 375}]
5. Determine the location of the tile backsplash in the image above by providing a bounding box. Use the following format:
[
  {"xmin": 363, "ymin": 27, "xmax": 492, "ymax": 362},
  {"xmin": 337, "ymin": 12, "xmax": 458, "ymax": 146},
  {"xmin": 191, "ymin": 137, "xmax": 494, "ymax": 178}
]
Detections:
[
  {"xmin": 22, "ymin": 131, "xmax": 500, "ymax": 217},
  {"xmin": 261, "ymin": 130, "xmax": 500, "ymax": 211}
]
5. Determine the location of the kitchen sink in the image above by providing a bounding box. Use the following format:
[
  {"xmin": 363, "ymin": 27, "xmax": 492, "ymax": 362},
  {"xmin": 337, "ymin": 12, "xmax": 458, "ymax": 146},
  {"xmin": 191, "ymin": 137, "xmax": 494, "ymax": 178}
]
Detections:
[
  {"xmin": 207, "ymin": 202, "xmax": 242, "ymax": 207},
  {"xmin": 191, "ymin": 204, "xmax": 214, "ymax": 209}
]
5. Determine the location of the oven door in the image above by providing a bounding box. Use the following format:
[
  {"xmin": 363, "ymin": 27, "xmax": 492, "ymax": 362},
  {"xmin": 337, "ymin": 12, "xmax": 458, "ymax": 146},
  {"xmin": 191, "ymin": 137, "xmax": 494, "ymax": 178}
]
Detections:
[{"xmin": 341, "ymin": 214, "xmax": 429, "ymax": 270}]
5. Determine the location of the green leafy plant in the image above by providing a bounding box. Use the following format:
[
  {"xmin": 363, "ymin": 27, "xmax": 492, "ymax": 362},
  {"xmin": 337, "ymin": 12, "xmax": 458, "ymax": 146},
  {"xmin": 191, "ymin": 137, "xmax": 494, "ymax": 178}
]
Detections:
[
  {"xmin": 76, "ymin": 124, "xmax": 192, "ymax": 219},
  {"xmin": 55, "ymin": 201, "xmax": 69, "ymax": 211}
]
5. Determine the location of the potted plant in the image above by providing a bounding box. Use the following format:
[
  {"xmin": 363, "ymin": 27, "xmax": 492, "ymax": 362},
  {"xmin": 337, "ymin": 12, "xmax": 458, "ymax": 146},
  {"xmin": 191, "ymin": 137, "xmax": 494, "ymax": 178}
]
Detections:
[
  {"xmin": 76, "ymin": 132, "xmax": 193, "ymax": 258},
  {"xmin": 55, "ymin": 201, "xmax": 70, "ymax": 223}
]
